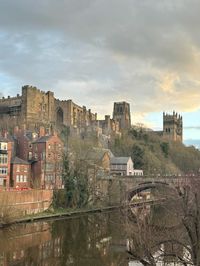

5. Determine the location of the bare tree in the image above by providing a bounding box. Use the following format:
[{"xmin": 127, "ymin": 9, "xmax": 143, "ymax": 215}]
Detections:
[{"xmin": 126, "ymin": 178, "xmax": 200, "ymax": 265}]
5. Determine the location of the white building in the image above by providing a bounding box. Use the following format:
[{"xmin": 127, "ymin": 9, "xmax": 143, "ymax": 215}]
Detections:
[
  {"xmin": 110, "ymin": 157, "xmax": 134, "ymax": 176},
  {"xmin": 132, "ymin": 169, "xmax": 143, "ymax": 176}
]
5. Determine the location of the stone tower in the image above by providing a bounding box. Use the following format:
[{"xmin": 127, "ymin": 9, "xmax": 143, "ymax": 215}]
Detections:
[
  {"xmin": 113, "ymin": 102, "xmax": 131, "ymax": 130},
  {"xmin": 163, "ymin": 111, "xmax": 183, "ymax": 142}
]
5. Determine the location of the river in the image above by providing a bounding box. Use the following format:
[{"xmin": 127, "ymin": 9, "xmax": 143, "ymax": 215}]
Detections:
[{"xmin": 0, "ymin": 205, "xmax": 190, "ymax": 266}]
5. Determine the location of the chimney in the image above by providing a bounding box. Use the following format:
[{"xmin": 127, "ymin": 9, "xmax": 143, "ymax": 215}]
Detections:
[
  {"xmin": 14, "ymin": 126, "xmax": 19, "ymax": 136},
  {"xmin": 2, "ymin": 129, "xmax": 8, "ymax": 139}
]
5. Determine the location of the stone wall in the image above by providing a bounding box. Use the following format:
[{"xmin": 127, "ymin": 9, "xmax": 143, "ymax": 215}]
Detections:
[
  {"xmin": 21, "ymin": 85, "xmax": 55, "ymax": 129},
  {"xmin": 0, "ymin": 189, "xmax": 53, "ymax": 216}
]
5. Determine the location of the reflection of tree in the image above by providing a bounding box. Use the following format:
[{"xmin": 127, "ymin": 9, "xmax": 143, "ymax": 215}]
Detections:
[
  {"xmin": 51, "ymin": 212, "xmax": 126, "ymax": 266},
  {"xmin": 126, "ymin": 179, "xmax": 200, "ymax": 265}
]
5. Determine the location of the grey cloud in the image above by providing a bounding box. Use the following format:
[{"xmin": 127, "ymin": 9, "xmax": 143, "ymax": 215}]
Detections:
[{"xmin": 0, "ymin": 0, "xmax": 200, "ymax": 119}]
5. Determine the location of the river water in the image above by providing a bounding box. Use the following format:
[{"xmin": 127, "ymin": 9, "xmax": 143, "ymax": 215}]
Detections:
[
  {"xmin": 0, "ymin": 206, "xmax": 186, "ymax": 266},
  {"xmin": 0, "ymin": 210, "xmax": 129, "ymax": 266}
]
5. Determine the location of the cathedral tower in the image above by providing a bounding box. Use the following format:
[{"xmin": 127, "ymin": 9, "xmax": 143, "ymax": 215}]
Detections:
[
  {"xmin": 163, "ymin": 111, "xmax": 183, "ymax": 142},
  {"xmin": 113, "ymin": 102, "xmax": 131, "ymax": 130}
]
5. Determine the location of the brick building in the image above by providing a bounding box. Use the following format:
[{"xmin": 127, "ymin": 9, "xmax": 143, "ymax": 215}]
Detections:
[
  {"xmin": 31, "ymin": 133, "xmax": 64, "ymax": 189},
  {"xmin": 0, "ymin": 135, "xmax": 13, "ymax": 189},
  {"xmin": 11, "ymin": 157, "xmax": 31, "ymax": 188}
]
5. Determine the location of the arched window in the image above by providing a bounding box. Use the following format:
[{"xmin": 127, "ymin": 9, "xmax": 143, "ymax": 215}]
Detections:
[{"xmin": 56, "ymin": 107, "xmax": 64, "ymax": 125}]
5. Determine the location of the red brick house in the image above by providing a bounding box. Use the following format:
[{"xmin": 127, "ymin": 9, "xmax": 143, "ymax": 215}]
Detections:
[
  {"xmin": 11, "ymin": 157, "xmax": 31, "ymax": 188},
  {"xmin": 14, "ymin": 127, "xmax": 38, "ymax": 161},
  {"xmin": 0, "ymin": 135, "xmax": 13, "ymax": 189},
  {"xmin": 31, "ymin": 133, "xmax": 64, "ymax": 189}
]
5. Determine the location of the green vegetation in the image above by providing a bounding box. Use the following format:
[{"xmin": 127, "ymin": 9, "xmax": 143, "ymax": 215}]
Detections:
[
  {"xmin": 55, "ymin": 126, "xmax": 200, "ymax": 209},
  {"xmin": 110, "ymin": 126, "xmax": 200, "ymax": 175},
  {"xmin": 54, "ymin": 137, "xmax": 97, "ymax": 209}
]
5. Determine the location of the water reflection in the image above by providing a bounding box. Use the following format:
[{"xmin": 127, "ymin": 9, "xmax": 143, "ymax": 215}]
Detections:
[
  {"xmin": 0, "ymin": 202, "xmax": 195, "ymax": 266},
  {"xmin": 0, "ymin": 212, "xmax": 127, "ymax": 266}
]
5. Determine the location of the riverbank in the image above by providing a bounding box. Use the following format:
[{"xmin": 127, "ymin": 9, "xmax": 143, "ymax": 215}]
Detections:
[{"xmin": 0, "ymin": 198, "xmax": 164, "ymax": 227}]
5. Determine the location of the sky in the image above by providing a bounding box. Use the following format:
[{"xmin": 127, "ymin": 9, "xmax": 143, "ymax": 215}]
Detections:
[{"xmin": 0, "ymin": 0, "xmax": 200, "ymax": 143}]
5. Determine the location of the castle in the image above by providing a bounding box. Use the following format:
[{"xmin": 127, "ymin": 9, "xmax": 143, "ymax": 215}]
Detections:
[
  {"xmin": 0, "ymin": 85, "xmax": 183, "ymax": 142},
  {"xmin": 0, "ymin": 85, "xmax": 131, "ymax": 136}
]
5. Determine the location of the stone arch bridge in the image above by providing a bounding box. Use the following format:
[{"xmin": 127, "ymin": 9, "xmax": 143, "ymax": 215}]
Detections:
[{"xmin": 97, "ymin": 175, "xmax": 200, "ymax": 204}]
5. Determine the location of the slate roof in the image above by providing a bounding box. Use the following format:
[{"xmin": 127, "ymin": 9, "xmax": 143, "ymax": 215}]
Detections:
[
  {"xmin": 11, "ymin": 157, "xmax": 30, "ymax": 165},
  {"xmin": 0, "ymin": 135, "xmax": 13, "ymax": 142},
  {"xmin": 84, "ymin": 148, "xmax": 114, "ymax": 161},
  {"xmin": 110, "ymin": 157, "xmax": 131, "ymax": 165}
]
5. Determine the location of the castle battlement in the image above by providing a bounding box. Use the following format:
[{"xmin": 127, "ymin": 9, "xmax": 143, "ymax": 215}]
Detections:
[
  {"xmin": 22, "ymin": 85, "xmax": 54, "ymax": 97},
  {"xmin": 0, "ymin": 94, "xmax": 21, "ymax": 102}
]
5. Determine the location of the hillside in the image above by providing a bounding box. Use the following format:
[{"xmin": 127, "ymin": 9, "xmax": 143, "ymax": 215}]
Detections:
[{"xmin": 110, "ymin": 127, "xmax": 200, "ymax": 176}]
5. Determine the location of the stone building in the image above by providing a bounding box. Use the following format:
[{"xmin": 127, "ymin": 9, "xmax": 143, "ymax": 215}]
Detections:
[
  {"xmin": 0, "ymin": 85, "xmax": 132, "ymax": 140},
  {"xmin": 113, "ymin": 101, "xmax": 131, "ymax": 130},
  {"xmin": 0, "ymin": 85, "xmax": 97, "ymax": 133},
  {"xmin": 163, "ymin": 111, "xmax": 183, "ymax": 142}
]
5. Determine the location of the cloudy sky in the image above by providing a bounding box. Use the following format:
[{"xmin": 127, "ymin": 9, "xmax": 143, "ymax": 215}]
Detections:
[{"xmin": 0, "ymin": 0, "xmax": 200, "ymax": 143}]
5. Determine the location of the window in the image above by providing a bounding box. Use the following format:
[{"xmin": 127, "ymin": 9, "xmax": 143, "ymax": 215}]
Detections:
[
  {"xmin": 0, "ymin": 142, "xmax": 7, "ymax": 150},
  {"xmin": 24, "ymin": 175, "xmax": 27, "ymax": 182},
  {"xmin": 24, "ymin": 167, "xmax": 27, "ymax": 172},
  {"xmin": 28, "ymin": 152, "xmax": 32, "ymax": 160},
  {"xmin": 16, "ymin": 175, "xmax": 19, "ymax": 182},
  {"xmin": 16, "ymin": 166, "xmax": 20, "ymax": 172},
  {"xmin": 0, "ymin": 154, "xmax": 8, "ymax": 164},
  {"xmin": 0, "ymin": 167, "xmax": 8, "ymax": 175},
  {"xmin": 20, "ymin": 175, "xmax": 23, "ymax": 182}
]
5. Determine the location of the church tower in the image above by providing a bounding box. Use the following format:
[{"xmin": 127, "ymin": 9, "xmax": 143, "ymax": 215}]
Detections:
[
  {"xmin": 163, "ymin": 111, "xmax": 183, "ymax": 142},
  {"xmin": 113, "ymin": 102, "xmax": 131, "ymax": 130}
]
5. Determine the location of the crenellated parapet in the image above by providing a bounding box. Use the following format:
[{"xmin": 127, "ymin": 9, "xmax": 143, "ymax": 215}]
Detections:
[{"xmin": 163, "ymin": 111, "xmax": 183, "ymax": 142}]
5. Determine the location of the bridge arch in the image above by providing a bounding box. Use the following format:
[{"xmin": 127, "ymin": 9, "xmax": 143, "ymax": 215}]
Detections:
[{"xmin": 127, "ymin": 181, "xmax": 170, "ymax": 202}]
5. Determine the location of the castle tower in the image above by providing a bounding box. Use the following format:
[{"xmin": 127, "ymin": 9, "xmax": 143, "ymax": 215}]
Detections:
[
  {"xmin": 113, "ymin": 102, "xmax": 131, "ymax": 130},
  {"xmin": 163, "ymin": 111, "xmax": 183, "ymax": 142}
]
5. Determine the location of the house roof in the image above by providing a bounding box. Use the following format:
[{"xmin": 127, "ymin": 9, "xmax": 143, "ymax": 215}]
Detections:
[
  {"xmin": 11, "ymin": 157, "xmax": 30, "ymax": 165},
  {"xmin": 111, "ymin": 157, "xmax": 132, "ymax": 165},
  {"xmin": 0, "ymin": 135, "xmax": 13, "ymax": 143},
  {"xmin": 87, "ymin": 148, "xmax": 114, "ymax": 161}
]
